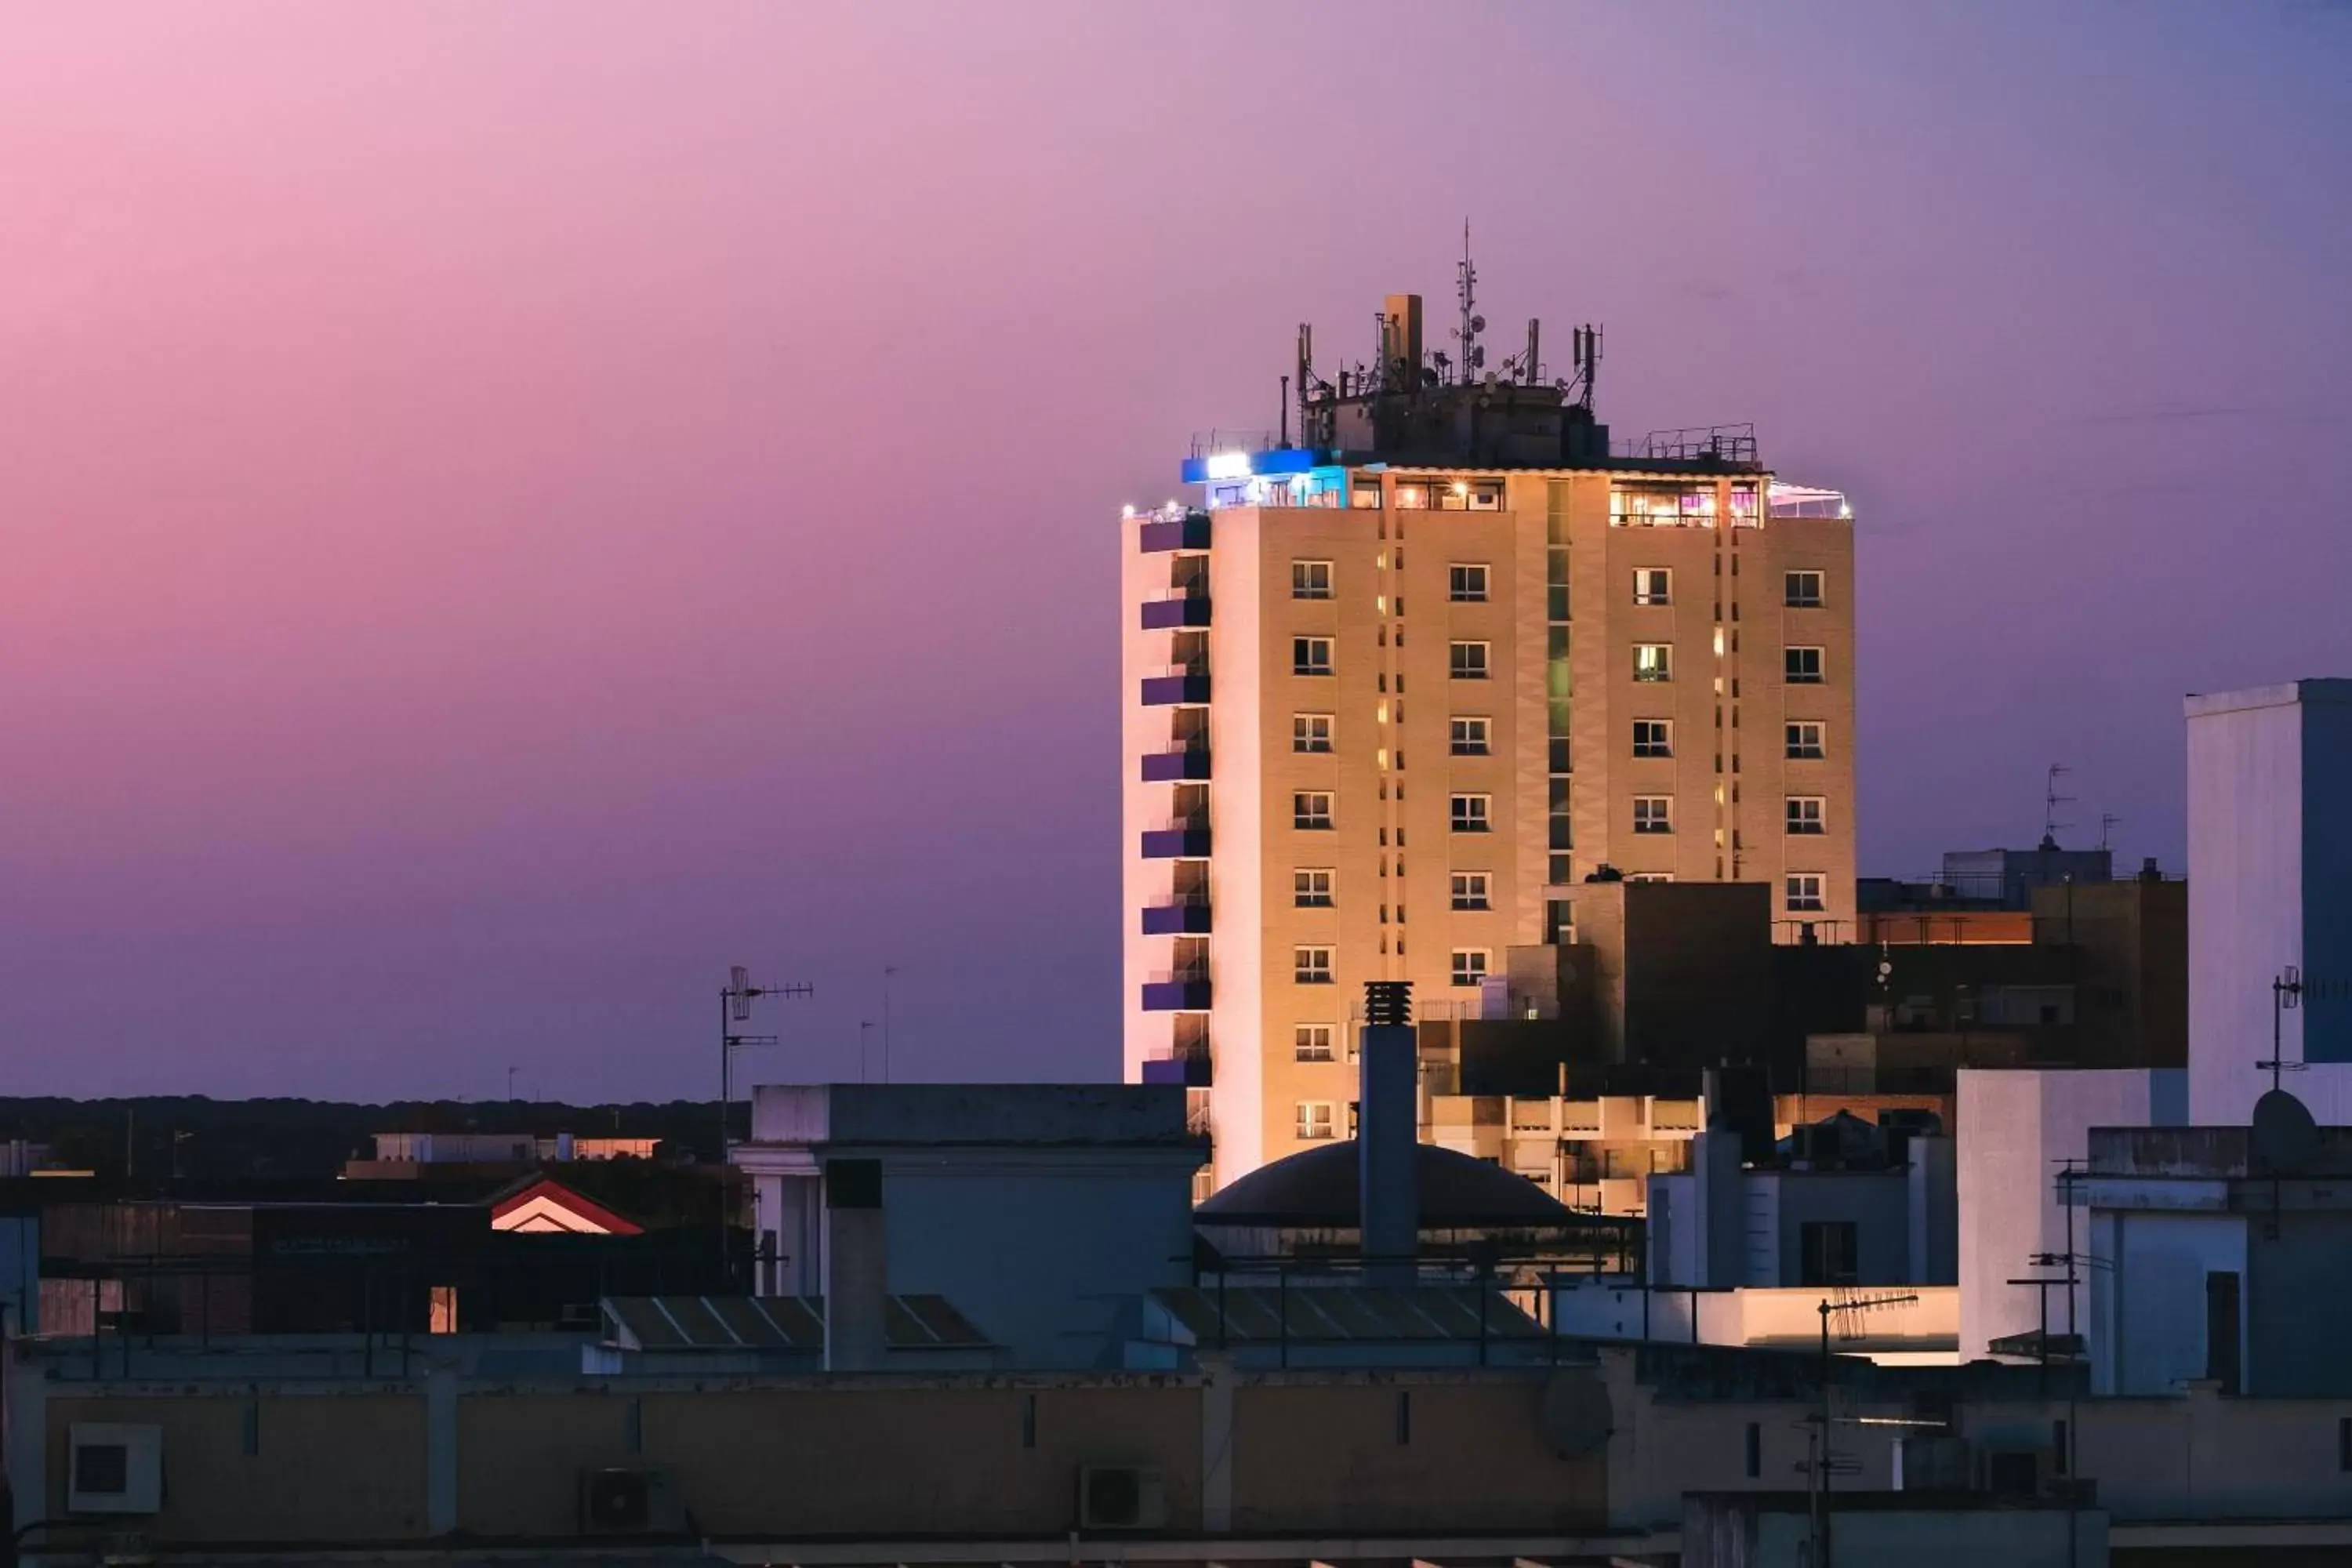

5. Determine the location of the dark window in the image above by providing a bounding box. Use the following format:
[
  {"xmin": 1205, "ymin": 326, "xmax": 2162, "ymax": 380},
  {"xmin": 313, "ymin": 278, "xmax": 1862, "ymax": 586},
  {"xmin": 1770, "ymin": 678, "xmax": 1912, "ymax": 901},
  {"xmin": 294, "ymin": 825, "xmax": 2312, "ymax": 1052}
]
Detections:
[
  {"xmin": 75, "ymin": 1443, "xmax": 129, "ymax": 1495},
  {"xmin": 1987, "ymin": 1450, "xmax": 2039, "ymax": 1495},
  {"xmin": 2052, "ymin": 1419, "xmax": 2068, "ymax": 1475},
  {"xmin": 1744, "ymin": 1421, "xmax": 1762, "ymax": 1479},
  {"xmin": 1798, "ymin": 1221, "xmax": 1860, "ymax": 1287},
  {"xmin": 2206, "ymin": 1270, "xmax": 2241, "ymax": 1393}
]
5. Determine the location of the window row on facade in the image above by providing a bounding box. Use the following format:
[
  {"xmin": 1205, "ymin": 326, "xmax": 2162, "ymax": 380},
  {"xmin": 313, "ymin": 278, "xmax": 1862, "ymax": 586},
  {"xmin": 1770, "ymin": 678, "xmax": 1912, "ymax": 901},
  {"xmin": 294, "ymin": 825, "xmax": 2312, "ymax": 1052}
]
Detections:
[
  {"xmin": 1288, "ymin": 868, "xmax": 1493, "ymax": 911},
  {"xmin": 1290, "ymin": 714, "xmax": 1826, "ymax": 761},
  {"xmin": 1292, "ymin": 561, "xmax": 1824, "ymax": 609},
  {"xmin": 1288, "ymin": 946, "xmax": 1490, "ymax": 991},
  {"xmin": 1290, "ymin": 789, "xmax": 1826, "ymax": 834}
]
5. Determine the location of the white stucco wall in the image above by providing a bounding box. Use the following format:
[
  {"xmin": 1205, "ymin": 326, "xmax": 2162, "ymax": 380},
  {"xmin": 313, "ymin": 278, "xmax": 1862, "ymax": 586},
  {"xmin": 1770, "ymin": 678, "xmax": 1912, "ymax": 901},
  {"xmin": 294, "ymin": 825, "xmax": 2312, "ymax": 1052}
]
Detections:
[
  {"xmin": 1957, "ymin": 1069, "xmax": 2180, "ymax": 1359},
  {"xmin": 2187, "ymin": 684, "xmax": 2308, "ymax": 1124}
]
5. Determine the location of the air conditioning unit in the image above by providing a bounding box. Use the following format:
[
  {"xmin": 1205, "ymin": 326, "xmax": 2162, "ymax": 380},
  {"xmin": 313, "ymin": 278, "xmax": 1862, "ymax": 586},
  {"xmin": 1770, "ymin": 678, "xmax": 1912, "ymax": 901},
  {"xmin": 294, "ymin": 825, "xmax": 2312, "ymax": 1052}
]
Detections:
[
  {"xmin": 1077, "ymin": 1465, "xmax": 1167, "ymax": 1530},
  {"xmin": 68, "ymin": 1425, "xmax": 163, "ymax": 1515},
  {"xmin": 579, "ymin": 1467, "xmax": 683, "ymax": 1535}
]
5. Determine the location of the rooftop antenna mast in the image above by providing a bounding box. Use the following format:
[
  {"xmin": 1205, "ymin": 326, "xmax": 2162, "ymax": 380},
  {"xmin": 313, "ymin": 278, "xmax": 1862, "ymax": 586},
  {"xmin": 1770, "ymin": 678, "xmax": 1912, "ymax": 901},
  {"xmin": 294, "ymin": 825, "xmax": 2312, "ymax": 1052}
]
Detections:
[
  {"xmin": 1808, "ymin": 1290, "xmax": 1918, "ymax": 1568},
  {"xmin": 1569, "ymin": 324, "xmax": 1602, "ymax": 410},
  {"xmin": 719, "ymin": 964, "xmax": 812, "ymax": 1287},
  {"xmin": 1454, "ymin": 220, "xmax": 1483, "ymax": 386},
  {"xmin": 2100, "ymin": 811, "xmax": 2121, "ymax": 852},
  {"xmin": 2042, "ymin": 764, "xmax": 2074, "ymax": 848}
]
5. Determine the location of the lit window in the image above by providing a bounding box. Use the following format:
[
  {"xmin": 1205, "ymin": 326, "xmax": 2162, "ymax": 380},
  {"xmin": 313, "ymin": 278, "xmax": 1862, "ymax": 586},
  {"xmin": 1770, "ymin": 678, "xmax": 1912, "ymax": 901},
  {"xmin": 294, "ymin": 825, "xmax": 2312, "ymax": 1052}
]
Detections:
[
  {"xmin": 1450, "ymin": 949, "xmax": 1490, "ymax": 988},
  {"xmin": 1393, "ymin": 481, "xmax": 1433, "ymax": 510},
  {"xmin": 1294, "ymin": 713, "xmax": 1334, "ymax": 753},
  {"xmin": 1292, "ymin": 561, "xmax": 1334, "ymax": 600},
  {"xmin": 1626, "ymin": 872, "xmax": 1675, "ymax": 883},
  {"xmin": 1787, "ymin": 873, "xmax": 1826, "ymax": 912},
  {"xmin": 1450, "ymin": 716, "xmax": 1491, "ymax": 756},
  {"xmin": 1294, "ymin": 1025, "xmax": 1335, "ymax": 1062},
  {"xmin": 1450, "ymin": 641, "xmax": 1491, "ymax": 681},
  {"xmin": 1633, "ymin": 568, "xmax": 1671, "ymax": 606},
  {"xmin": 1294, "ymin": 948, "xmax": 1334, "ymax": 985},
  {"xmin": 1450, "ymin": 564, "xmax": 1490, "ymax": 602},
  {"xmin": 1351, "ymin": 481, "xmax": 1383, "ymax": 510},
  {"xmin": 1784, "ymin": 570, "xmax": 1824, "ymax": 609},
  {"xmin": 1294, "ymin": 792, "xmax": 1334, "ymax": 830},
  {"xmin": 1296, "ymin": 1101, "xmax": 1338, "ymax": 1139},
  {"xmin": 1785, "ymin": 646, "xmax": 1824, "ymax": 684},
  {"xmin": 1788, "ymin": 797, "xmax": 1827, "ymax": 835},
  {"xmin": 1468, "ymin": 481, "xmax": 1504, "ymax": 511},
  {"xmin": 1634, "ymin": 644, "xmax": 1673, "ymax": 682},
  {"xmin": 1451, "ymin": 871, "xmax": 1491, "ymax": 911},
  {"xmin": 1633, "ymin": 796, "xmax": 1673, "ymax": 835},
  {"xmin": 1294, "ymin": 637, "xmax": 1333, "ymax": 676},
  {"xmin": 1294, "ymin": 868, "xmax": 1334, "ymax": 908},
  {"xmin": 1450, "ymin": 794, "xmax": 1492, "ymax": 833},
  {"xmin": 1633, "ymin": 720, "xmax": 1672, "ymax": 758},
  {"xmin": 1787, "ymin": 721, "xmax": 1824, "ymax": 760},
  {"xmin": 1611, "ymin": 483, "xmax": 1717, "ymax": 527}
]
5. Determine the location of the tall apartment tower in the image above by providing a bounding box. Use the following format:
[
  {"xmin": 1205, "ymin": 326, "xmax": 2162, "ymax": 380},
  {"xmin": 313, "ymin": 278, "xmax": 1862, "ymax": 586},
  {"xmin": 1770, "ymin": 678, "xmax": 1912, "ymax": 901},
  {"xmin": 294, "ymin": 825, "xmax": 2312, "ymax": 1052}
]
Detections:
[{"xmin": 1123, "ymin": 288, "xmax": 1857, "ymax": 1188}]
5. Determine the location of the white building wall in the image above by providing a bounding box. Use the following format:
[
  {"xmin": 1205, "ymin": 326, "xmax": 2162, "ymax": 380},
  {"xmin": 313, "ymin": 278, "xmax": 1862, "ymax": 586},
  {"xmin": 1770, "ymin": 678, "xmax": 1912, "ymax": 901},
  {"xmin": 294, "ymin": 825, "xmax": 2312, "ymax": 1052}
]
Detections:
[
  {"xmin": 1206, "ymin": 507, "xmax": 1267, "ymax": 1182},
  {"xmin": 1956, "ymin": 1069, "xmax": 2181, "ymax": 1359},
  {"xmin": 1120, "ymin": 512, "xmax": 1160, "ymax": 1086},
  {"xmin": 2187, "ymin": 684, "xmax": 2310, "ymax": 1124}
]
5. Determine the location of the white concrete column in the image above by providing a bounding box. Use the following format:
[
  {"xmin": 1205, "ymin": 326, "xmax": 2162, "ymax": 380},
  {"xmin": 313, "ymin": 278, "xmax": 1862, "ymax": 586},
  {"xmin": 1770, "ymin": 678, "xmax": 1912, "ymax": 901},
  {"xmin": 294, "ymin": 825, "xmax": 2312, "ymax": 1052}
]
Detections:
[
  {"xmin": 425, "ymin": 1367, "xmax": 458, "ymax": 1535},
  {"xmin": 5, "ymin": 1351, "xmax": 46, "ymax": 1546},
  {"xmin": 1199, "ymin": 1352, "xmax": 1234, "ymax": 1532}
]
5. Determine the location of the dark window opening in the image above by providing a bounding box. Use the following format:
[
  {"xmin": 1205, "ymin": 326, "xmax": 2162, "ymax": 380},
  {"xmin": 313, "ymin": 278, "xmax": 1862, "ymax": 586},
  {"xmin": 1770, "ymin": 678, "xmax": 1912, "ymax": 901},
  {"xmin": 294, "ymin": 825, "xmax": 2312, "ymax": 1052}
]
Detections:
[{"xmin": 1798, "ymin": 1221, "xmax": 1860, "ymax": 1287}]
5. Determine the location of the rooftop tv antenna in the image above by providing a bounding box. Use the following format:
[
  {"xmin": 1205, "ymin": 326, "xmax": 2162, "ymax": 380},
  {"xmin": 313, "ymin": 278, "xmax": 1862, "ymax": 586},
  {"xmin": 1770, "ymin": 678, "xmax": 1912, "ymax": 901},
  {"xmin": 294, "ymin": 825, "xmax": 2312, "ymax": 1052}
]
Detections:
[
  {"xmin": 1807, "ymin": 1290, "xmax": 1918, "ymax": 1568},
  {"xmin": 718, "ymin": 964, "xmax": 812, "ymax": 1285},
  {"xmin": 2042, "ymin": 764, "xmax": 2074, "ymax": 848},
  {"xmin": 2100, "ymin": 811, "xmax": 2121, "ymax": 852},
  {"xmin": 1454, "ymin": 220, "xmax": 1484, "ymax": 386},
  {"xmin": 2257, "ymin": 966, "xmax": 2307, "ymax": 1097}
]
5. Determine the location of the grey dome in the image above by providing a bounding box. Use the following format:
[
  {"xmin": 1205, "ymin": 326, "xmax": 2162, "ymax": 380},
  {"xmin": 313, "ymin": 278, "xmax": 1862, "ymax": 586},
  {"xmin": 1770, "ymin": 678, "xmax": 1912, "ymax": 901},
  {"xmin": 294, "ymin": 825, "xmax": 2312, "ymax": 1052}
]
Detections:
[{"xmin": 1196, "ymin": 1140, "xmax": 1575, "ymax": 1228}]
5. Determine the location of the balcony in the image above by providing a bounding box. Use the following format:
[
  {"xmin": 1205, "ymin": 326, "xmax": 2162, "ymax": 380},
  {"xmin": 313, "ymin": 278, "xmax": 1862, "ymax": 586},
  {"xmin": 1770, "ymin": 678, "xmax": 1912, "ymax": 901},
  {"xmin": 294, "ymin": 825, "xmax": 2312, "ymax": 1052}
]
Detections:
[
  {"xmin": 1142, "ymin": 970, "xmax": 1212, "ymax": 1011},
  {"xmin": 1140, "ymin": 746, "xmax": 1210, "ymax": 782},
  {"xmin": 1140, "ymin": 1041, "xmax": 1213, "ymax": 1087},
  {"xmin": 1139, "ymin": 513, "xmax": 1212, "ymax": 554},
  {"xmin": 1140, "ymin": 594, "xmax": 1212, "ymax": 630},
  {"xmin": 1141, "ymin": 667, "xmax": 1210, "ymax": 706},
  {"xmin": 1141, "ymin": 822, "xmax": 1211, "ymax": 858},
  {"xmin": 1141, "ymin": 897, "xmax": 1212, "ymax": 936}
]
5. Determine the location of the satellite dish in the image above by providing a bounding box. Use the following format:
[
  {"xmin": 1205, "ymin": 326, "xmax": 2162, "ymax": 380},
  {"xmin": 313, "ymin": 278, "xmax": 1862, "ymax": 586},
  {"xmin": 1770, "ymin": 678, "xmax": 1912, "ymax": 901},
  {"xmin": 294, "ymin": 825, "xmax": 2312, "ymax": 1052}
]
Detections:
[
  {"xmin": 1539, "ymin": 1369, "xmax": 1613, "ymax": 1457},
  {"xmin": 2252, "ymin": 1088, "xmax": 2318, "ymax": 1176}
]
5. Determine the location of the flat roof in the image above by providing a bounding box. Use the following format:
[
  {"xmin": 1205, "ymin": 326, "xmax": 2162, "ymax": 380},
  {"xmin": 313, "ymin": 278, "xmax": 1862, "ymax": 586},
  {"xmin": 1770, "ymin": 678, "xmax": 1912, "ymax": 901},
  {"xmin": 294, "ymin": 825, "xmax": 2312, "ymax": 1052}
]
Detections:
[{"xmin": 2184, "ymin": 677, "xmax": 2352, "ymax": 718}]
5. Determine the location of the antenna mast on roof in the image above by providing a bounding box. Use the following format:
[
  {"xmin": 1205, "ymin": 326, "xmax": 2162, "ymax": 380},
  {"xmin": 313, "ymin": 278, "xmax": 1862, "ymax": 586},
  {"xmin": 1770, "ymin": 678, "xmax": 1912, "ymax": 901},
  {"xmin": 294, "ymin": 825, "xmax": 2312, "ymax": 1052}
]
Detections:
[
  {"xmin": 2042, "ymin": 764, "xmax": 2074, "ymax": 848},
  {"xmin": 1568, "ymin": 324, "xmax": 1603, "ymax": 410},
  {"xmin": 1454, "ymin": 220, "xmax": 1483, "ymax": 385}
]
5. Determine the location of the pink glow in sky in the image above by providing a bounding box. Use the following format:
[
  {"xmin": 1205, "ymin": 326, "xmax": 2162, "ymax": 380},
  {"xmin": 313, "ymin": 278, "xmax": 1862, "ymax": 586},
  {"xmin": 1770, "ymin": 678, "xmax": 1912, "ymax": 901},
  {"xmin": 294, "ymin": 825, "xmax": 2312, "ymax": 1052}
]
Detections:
[{"xmin": 5, "ymin": 3, "xmax": 2349, "ymax": 1098}]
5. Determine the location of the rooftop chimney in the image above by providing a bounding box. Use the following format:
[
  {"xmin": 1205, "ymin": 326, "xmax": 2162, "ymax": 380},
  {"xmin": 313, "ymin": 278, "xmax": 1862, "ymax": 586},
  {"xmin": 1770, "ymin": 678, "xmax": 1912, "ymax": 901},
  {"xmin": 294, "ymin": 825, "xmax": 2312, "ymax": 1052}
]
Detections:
[
  {"xmin": 822, "ymin": 1156, "xmax": 887, "ymax": 1372},
  {"xmin": 1358, "ymin": 981, "xmax": 1419, "ymax": 1284}
]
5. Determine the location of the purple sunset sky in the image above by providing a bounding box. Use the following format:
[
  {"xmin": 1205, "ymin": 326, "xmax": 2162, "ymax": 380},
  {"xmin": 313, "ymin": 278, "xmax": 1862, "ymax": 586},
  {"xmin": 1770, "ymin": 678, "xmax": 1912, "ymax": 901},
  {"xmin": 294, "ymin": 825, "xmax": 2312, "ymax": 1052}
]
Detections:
[{"xmin": 5, "ymin": 3, "xmax": 2348, "ymax": 1099}]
